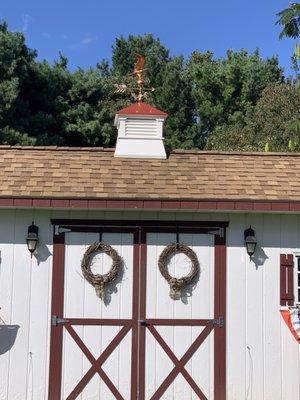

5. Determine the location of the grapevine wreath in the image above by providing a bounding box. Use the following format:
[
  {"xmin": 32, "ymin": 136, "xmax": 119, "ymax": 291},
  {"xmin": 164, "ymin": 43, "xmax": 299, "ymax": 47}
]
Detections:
[
  {"xmin": 81, "ymin": 242, "xmax": 123, "ymax": 299},
  {"xmin": 158, "ymin": 243, "xmax": 200, "ymax": 300}
]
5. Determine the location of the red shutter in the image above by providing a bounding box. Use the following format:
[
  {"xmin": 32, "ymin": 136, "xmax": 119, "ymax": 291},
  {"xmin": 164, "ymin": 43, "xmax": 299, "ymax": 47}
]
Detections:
[{"xmin": 280, "ymin": 254, "xmax": 294, "ymax": 306}]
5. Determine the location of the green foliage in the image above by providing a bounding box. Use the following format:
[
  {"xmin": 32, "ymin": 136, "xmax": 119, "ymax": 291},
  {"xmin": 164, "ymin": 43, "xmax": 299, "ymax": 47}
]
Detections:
[
  {"xmin": 206, "ymin": 83, "xmax": 300, "ymax": 151},
  {"xmin": 277, "ymin": 3, "xmax": 300, "ymax": 39},
  {"xmin": 187, "ymin": 49, "xmax": 283, "ymax": 136},
  {"xmin": 276, "ymin": 3, "xmax": 300, "ymax": 61},
  {"xmin": 112, "ymin": 34, "xmax": 169, "ymax": 80},
  {"xmin": 0, "ymin": 21, "xmax": 37, "ymax": 144},
  {"xmin": 0, "ymin": 22, "xmax": 298, "ymax": 152}
]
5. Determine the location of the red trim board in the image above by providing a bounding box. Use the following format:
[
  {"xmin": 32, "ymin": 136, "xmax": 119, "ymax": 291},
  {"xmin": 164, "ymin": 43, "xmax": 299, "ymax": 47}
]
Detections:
[{"xmin": 0, "ymin": 197, "xmax": 299, "ymax": 212}]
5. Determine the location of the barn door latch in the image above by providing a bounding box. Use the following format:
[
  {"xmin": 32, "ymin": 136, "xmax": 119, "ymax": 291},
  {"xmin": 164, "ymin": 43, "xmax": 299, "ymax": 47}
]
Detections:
[
  {"xmin": 213, "ymin": 317, "xmax": 224, "ymax": 328},
  {"xmin": 138, "ymin": 319, "xmax": 148, "ymax": 327},
  {"xmin": 51, "ymin": 315, "xmax": 70, "ymax": 326}
]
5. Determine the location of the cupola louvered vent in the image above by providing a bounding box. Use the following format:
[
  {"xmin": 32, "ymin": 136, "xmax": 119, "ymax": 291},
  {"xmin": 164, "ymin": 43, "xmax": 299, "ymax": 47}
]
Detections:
[
  {"xmin": 114, "ymin": 102, "xmax": 167, "ymax": 159},
  {"xmin": 125, "ymin": 118, "xmax": 157, "ymax": 137}
]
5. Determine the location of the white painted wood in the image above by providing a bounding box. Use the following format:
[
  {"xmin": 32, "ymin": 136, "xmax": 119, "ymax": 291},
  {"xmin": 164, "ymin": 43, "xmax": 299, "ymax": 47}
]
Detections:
[
  {"xmin": 225, "ymin": 213, "xmax": 300, "ymax": 400},
  {"xmin": 245, "ymin": 214, "xmax": 264, "ymax": 400},
  {"xmin": 0, "ymin": 209, "xmax": 16, "ymax": 400},
  {"xmin": 1, "ymin": 209, "xmax": 300, "ymax": 399},
  {"xmin": 61, "ymin": 231, "xmax": 133, "ymax": 400},
  {"xmin": 26, "ymin": 210, "xmax": 53, "ymax": 400},
  {"xmin": 145, "ymin": 232, "xmax": 214, "ymax": 400},
  {"xmin": 280, "ymin": 215, "xmax": 300, "ymax": 400},
  {"xmin": 8, "ymin": 210, "xmax": 35, "ymax": 400},
  {"xmin": 114, "ymin": 111, "xmax": 167, "ymax": 159},
  {"xmin": 226, "ymin": 213, "xmax": 247, "ymax": 400},
  {"xmin": 262, "ymin": 214, "xmax": 282, "ymax": 400}
]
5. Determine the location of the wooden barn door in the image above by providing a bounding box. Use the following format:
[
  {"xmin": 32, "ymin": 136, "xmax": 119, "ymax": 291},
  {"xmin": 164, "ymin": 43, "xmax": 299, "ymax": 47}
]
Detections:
[
  {"xmin": 48, "ymin": 228, "xmax": 140, "ymax": 400},
  {"xmin": 48, "ymin": 223, "xmax": 226, "ymax": 400},
  {"xmin": 138, "ymin": 230, "xmax": 226, "ymax": 400}
]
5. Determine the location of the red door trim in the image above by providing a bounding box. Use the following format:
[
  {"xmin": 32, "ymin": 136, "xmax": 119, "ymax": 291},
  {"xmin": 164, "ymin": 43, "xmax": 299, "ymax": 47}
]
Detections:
[
  {"xmin": 48, "ymin": 232, "xmax": 65, "ymax": 400},
  {"xmin": 51, "ymin": 219, "xmax": 229, "ymax": 228},
  {"xmin": 214, "ymin": 233, "xmax": 226, "ymax": 400},
  {"xmin": 137, "ymin": 230, "xmax": 147, "ymax": 399},
  {"xmin": 131, "ymin": 231, "xmax": 140, "ymax": 399}
]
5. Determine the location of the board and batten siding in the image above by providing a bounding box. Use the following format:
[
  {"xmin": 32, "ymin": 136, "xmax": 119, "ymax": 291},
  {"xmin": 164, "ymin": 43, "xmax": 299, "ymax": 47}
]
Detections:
[{"xmin": 0, "ymin": 209, "xmax": 299, "ymax": 399}]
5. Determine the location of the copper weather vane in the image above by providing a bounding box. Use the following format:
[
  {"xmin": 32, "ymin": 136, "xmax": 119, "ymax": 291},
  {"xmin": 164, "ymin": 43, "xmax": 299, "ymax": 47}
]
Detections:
[{"xmin": 114, "ymin": 55, "xmax": 154, "ymax": 101}]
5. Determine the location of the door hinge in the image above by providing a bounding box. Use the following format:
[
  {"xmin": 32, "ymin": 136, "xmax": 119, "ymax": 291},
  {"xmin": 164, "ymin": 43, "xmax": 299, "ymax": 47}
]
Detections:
[
  {"xmin": 51, "ymin": 315, "xmax": 69, "ymax": 326},
  {"xmin": 213, "ymin": 316, "xmax": 224, "ymax": 328}
]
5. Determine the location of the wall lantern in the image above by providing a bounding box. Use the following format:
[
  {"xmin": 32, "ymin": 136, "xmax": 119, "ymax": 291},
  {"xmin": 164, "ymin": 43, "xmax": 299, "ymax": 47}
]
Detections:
[
  {"xmin": 26, "ymin": 222, "xmax": 39, "ymax": 256},
  {"xmin": 244, "ymin": 226, "xmax": 257, "ymax": 258}
]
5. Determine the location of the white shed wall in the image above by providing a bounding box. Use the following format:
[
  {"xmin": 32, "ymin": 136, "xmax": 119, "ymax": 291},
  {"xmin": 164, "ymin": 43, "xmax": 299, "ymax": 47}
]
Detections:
[{"xmin": 0, "ymin": 209, "xmax": 299, "ymax": 399}]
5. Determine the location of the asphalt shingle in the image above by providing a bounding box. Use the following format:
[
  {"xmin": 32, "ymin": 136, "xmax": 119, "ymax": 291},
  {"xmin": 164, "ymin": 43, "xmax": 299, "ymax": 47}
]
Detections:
[{"xmin": 0, "ymin": 146, "xmax": 299, "ymax": 201}]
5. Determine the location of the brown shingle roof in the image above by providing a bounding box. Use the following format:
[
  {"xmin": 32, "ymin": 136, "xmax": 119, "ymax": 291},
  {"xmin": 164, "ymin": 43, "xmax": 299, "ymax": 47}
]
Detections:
[{"xmin": 0, "ymin": 146, "xmax": 299, "ymax": 201}]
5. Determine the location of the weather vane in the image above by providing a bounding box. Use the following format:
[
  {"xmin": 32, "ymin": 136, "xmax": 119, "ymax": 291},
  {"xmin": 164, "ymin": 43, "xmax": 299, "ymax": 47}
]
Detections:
[{"xmin": 114, "ymin": 55, "xmax": 154, "ymax": 101}]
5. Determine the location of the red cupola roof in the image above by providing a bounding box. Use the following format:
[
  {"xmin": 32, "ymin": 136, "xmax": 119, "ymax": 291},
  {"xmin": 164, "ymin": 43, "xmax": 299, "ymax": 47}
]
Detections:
[{"xmin": 117, "ymin": 101, "xmax": 168, "ymax": 117}]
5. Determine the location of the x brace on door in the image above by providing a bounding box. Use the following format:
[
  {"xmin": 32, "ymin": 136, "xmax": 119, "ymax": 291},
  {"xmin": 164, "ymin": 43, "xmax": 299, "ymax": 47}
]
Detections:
[
  {"xmin": 63, "ymin": 321, "xmax": 131, "ymax": 400},
  {"xmin": 145, "ymin": 321, "xmax": 214, "ymax": 400}
]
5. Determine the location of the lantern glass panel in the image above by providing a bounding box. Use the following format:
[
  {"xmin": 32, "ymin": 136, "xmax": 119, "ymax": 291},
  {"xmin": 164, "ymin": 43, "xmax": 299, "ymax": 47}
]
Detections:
[
  {"xmin": 245, "ymin": 235, "xmax": 257, "ymax": 257},
  {"xmin": 26, "ymin": 234, "xmax": 38, "ymax": 252}
]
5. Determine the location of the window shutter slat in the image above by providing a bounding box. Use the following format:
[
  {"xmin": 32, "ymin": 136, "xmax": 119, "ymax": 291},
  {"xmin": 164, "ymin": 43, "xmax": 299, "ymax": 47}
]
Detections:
[{"xmin": 280, "ymin": 254, "xmax": 294, "ymax": 306}]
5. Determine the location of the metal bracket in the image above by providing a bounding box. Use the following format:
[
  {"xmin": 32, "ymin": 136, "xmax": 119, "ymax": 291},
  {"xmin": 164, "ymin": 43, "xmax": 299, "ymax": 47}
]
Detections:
[
  {"xmin": 213, "ymin": 317, "xmax": 224, "ymax": 328},
  {"xmin": 138, "ymin": 319, "xmax": 148, "ymax": 327},
  {"xmin": 207, "ymin": 228, "xmax": 225, "ymax": 238},
  {"xmin": 54, "ymin": 226, "xmax": 72, "ymax": 235},
  {"xmin": 51, "ymin": 315, "xmax": 70, "ymax": 326}
]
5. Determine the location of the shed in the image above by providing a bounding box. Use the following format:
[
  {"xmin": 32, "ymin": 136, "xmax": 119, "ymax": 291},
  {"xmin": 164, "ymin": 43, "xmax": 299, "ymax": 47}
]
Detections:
[{"xmin": 0, "ymin": 102, "xmax": 300, "ymax": 400}]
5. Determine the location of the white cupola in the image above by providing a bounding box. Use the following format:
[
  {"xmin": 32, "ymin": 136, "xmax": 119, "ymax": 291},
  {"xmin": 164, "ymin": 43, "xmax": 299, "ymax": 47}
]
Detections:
[{"xmin": 114, "ymin": 101, "xmax": 167, "ymax": 159}]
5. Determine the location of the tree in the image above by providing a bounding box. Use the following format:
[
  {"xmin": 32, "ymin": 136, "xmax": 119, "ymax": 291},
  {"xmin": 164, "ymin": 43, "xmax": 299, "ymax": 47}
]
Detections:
[
  {"xmin": 23, "ymin": 55, "xmax": 72, "ymax": 145},
  {"xmin": 206, "ymin": 83, "xmax": 300, "ymax": 151},
  {"xmin": 276, "ymin": 3, "xmax": 300, "ymax": 61},
  {"xmin": 0, "ymin": 23, "xmax": 293, "ymax": 151},
  {"xmin": 154, "ymin": 56, "xmax": 202, "ymax": 149},
  {"xmin": 112, "ymin": 34, "xmax": 169, "ymax": 82},
  {"xmin": 277, "ymin": 3, "xmax": 300, "ymax": 39},
  {"xmin": 63, "ymin": 67, "xmax": 117, "ymax": 147},
  {"xmin": 187, "ymin": 49, "xmax": 284, "ymax": 139},
  {"xmin": 0, "ymin": 22, "xmax": 37, "ymax": 144}
]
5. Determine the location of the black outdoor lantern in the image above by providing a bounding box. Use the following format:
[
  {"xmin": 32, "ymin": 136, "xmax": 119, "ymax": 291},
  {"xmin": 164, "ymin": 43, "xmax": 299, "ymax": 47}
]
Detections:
[
  {"xmin": 26, "ymin": 222, "xmax": 39, "ymax": 256},
  {"xmin": 244, "ymin": 226, "xmax": 257, "ymax": 258}
]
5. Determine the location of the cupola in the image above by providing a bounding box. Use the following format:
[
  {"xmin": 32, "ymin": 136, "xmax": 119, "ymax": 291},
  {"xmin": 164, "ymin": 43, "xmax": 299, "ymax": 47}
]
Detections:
[{"xmin": 114, "ymin": 101, "xmax": 168, "ymax": 159}]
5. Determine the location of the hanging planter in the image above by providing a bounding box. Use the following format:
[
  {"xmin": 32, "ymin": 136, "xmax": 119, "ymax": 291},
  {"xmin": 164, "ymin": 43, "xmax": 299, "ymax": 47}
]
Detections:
[
  {"xmin": 158, "ymin": 243, "xmax": 200, "ymax": 300},
  {"xmin": 81, "ymin": 242, "xmax": 123, "ymax": 300}
]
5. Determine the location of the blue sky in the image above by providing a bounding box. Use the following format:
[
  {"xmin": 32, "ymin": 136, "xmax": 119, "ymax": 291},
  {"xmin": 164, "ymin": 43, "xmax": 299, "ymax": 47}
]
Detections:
[{"xmin": 1, "ymin": 0, "xmax": 297, "ymax": 76}]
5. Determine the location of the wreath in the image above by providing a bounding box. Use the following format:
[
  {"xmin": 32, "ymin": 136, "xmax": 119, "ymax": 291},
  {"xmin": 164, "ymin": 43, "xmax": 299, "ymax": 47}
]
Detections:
[
  {"xmin": 158, "ymin": 243, "xmax": 200, "ymax": 300},
  {"xmin": 81, "ymin": 243, "xmax": 123, "ymax": 299}
]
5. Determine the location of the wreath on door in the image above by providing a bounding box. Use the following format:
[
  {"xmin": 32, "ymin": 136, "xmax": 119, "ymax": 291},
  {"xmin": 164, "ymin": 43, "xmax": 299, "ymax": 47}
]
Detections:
[
  {"xmin": 158, "ymin": 243, "xmax": 200, "ymax": 300},
  {"xmin": 81, "ymin": 243, "xmax": 123, "ymax": 300}
]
